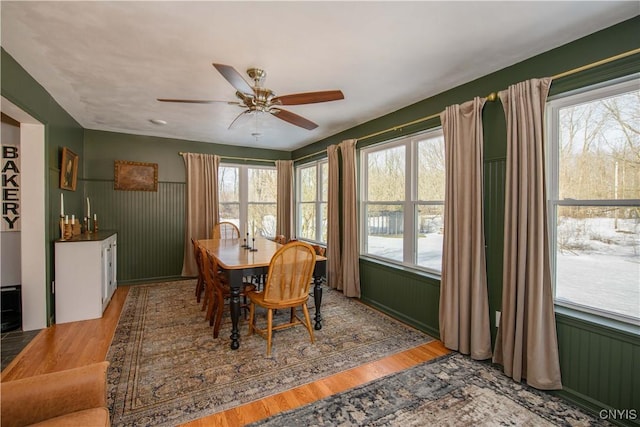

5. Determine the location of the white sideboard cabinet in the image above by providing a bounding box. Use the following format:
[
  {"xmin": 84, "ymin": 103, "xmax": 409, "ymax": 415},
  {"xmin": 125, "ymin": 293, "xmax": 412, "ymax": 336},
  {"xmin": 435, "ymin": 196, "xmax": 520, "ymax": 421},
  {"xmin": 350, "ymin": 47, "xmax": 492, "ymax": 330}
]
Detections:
[{"xmin": 54, "ymin": 231, "xmax": 117, "ymax": 323}]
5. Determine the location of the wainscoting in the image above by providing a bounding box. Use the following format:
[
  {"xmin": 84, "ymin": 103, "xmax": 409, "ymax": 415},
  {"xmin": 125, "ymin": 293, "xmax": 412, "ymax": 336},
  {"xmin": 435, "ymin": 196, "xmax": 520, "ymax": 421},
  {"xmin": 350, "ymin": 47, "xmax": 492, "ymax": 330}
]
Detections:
[
  {"xmin": 555, "ymin": 313, "xmax": 639, "ymax": 420},
  {"xmin": 84, "ymin": 180, "xmax": 185, "ymax": 283}
]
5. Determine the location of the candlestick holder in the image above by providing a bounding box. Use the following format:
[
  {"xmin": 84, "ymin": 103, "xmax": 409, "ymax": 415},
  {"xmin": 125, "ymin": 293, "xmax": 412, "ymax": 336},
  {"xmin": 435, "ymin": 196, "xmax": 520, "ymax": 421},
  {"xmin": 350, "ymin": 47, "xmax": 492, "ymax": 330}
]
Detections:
[
  {"xmin": 83, "ymin": 217, "xmax": 89, "ymax": 234},
  {"xmin": 63, "ymin": 223, "xmax": 73, "ymax": 240},
  {"xmin": 93, "ymin": 217, "xmax": 99, "ymax": 233},
  {"xmin": 59, "ymin": 216, "xmax": 66, "ymax": 240},
  {"xmin": 249, "ymin": 237, "xmax": 258, "ymax": 252}
]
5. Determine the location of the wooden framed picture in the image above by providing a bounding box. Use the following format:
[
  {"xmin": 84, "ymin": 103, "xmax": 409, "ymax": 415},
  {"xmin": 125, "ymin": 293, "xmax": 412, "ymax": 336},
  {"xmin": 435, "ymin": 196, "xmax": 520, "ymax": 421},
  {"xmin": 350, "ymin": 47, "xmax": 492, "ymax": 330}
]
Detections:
[
  {"xmin": 59, "ymin": 147, "xmax": 78, "ymax": 191},
  {"xmin": 114, "ymin": 160, "xmax": 158, "ymax": 191}
]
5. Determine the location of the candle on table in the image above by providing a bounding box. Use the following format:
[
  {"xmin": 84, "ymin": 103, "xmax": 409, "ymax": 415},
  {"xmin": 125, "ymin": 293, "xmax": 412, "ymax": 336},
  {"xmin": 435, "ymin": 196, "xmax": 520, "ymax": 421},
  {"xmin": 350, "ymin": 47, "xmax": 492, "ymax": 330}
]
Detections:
[
  {"xmin": 71, "ymin": 214, "xmax": 75, "ymax": 224},
  {"xmin": 93, "ymin": 214, "xmax": 97, "ymax": 221},
  {"xmin": 60, "ymin": 193, "xmax": 64, "ymax": 216},
  {"xmin": 65, "ymin": 215, "xmax": 69, "ymax": 224}
]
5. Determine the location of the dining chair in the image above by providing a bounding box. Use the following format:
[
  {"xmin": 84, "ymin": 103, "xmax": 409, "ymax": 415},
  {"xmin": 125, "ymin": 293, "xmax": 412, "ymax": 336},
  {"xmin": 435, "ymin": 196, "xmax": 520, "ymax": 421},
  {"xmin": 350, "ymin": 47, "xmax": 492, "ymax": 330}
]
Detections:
[
  {"xmin": 192, "ymin": 238, "xmax": 205, "ymax": 303},
  {"xmin": 247, "ymin": 241, "xmax": 317, "ymax": 356},
  {"xmin": 211, "ymin": 221, "xmax": 241, "ymax": 239},
  {"xmin": 274, "ymin": 234, "xmax": 286, "ymax": 244},
  {"xmin": 200, "ymin": 246, "xmax": 255, "ymax": 338}
]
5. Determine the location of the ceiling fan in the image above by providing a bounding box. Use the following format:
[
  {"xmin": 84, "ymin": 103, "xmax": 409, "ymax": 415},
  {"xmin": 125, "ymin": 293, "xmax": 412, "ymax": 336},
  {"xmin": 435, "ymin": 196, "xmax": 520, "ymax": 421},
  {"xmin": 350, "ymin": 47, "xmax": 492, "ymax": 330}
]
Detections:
[{"xmin": 158, "ymin": 63, "xmax": 344, "ymax": 130}]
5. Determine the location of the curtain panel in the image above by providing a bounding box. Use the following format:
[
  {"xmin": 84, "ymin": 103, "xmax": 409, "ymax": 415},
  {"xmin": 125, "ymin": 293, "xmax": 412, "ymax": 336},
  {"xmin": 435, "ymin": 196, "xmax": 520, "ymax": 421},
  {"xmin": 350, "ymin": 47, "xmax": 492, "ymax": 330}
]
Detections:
[
  {"xmin": 327, "ymin": 145, "xmax": 343, "ymax": 291},
  {"xmin": 493, "ymin": 77, "xmax": 562, "ymax": 390},
  {"xmin": 339, "ymin": 139, "xmax": 361, "ymax": 298},
  {"xmin": 275, "ymin": 160, "xmax": 294, "ymax": 241},
  {"xmin": 181, "ymin": 152, "xmax": 219, "ymax": 277},
  {"xmin": 439, "ymin": 97, "xmax": 492, "ymax": 360}
]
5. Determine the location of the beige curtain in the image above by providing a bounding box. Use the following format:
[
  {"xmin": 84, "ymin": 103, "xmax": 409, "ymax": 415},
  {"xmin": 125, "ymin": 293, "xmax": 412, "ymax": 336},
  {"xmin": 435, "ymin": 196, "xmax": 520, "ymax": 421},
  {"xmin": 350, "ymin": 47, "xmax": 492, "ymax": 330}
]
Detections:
[
  {"xmin": 181, "ymin": 153, "xmax": 219, "ymax": 277},
  {"xmin": 493, "ymin": 77, "xmax": 562, "ymax": 390},
  {"xmin": 439, "ymin": 97, "xmax": 492, "ymax": 360},
  {"xmin": 327, "ymin": 145, "xmax": 342, "ymax": 291},
  {"xmin": 339, "ymin": 139, "xmax": 361, "ymax": 298},
  {"xmin": 276, "ymin": 160, "xmax": 294, "ymax": 240}
]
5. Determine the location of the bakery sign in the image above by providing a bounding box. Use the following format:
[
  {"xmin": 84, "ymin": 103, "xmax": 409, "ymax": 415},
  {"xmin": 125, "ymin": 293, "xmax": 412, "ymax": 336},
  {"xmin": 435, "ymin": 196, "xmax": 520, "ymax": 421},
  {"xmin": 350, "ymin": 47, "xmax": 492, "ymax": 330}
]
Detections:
[{"xmin": 2, "ymin": 145, "xmax": 20, "ymax": 231}]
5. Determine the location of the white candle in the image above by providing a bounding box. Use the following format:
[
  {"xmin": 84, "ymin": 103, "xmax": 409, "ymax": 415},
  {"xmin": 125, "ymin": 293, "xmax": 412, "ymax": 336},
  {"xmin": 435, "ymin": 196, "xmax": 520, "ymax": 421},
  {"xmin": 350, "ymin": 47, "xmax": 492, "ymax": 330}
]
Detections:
[
  {"xmin": 87, "ymin": 197, "xmax": 91, "ymax": 218},
  {"xmin": 93, "ymin": 214, "xmax": 97, "ymax": 221},
  {"xmin": 71, "ymin": 214, "xmax": 75, "ymax": 224},
  {"xmin": 60, "ymin": 193, "xmax": 64, "ymax": 216},
  {"xmin": 65, "ymin": 215, "xmax": 69, "ymax": 224}
]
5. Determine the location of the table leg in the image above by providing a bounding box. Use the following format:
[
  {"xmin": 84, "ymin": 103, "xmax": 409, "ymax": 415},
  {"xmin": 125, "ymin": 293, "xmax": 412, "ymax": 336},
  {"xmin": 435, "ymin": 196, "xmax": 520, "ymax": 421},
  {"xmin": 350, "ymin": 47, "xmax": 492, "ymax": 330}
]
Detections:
[
  {"xmin": 230, "ymin": 287, "xmax": 240, "ymax": 349},
  {"xmin": 313, "ymin": 276, "xmax": 323, "ymax": 330},
  {"xmin": 228, "ymin": 270, "xmax": 243, "ymax": 350}
]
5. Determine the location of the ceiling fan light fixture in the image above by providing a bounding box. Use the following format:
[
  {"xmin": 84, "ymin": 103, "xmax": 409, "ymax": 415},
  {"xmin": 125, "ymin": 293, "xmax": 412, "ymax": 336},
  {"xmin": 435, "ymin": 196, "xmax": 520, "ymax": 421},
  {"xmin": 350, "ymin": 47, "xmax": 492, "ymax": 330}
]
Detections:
[
  {"xmin": 160, "ymin": 63, "xmax": 344, "ymax": 132},
  {"xmin": 149, "ymin": 119, "xmax": 167, "ymax": 125}
]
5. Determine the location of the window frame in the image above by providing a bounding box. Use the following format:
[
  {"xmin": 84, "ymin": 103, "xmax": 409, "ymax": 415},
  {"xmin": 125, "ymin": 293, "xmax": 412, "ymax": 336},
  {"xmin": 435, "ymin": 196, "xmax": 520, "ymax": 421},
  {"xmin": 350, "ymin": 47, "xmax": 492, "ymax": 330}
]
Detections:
[
  {"xmin": 295, "ymin": 159, "xmax": 328, "ymax": 244},
  {"xmin": 218, "ymin": 162, "xmax": 277, "ymax": 238},
  {"xmin": 360, "ymin": 127, "xmax": 445, "ymax": 276},
  {"xmin": 546, "ymin": 74, "xmax": 640, "ymax": 326}
]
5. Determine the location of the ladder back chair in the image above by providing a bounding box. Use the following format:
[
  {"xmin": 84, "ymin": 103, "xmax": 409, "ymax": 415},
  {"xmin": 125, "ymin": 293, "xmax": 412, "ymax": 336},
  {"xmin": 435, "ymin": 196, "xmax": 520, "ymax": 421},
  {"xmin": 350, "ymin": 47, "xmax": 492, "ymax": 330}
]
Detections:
[
  {"xmin": 200, "ymin": 246, "xmax": 255, "ymax": 338},
  {"xmin": 211, "ymin": 221, "xmax": 240, "ymax": 239},
  {"xmin": 192, "ymin": 238, "xmax": 205, "ymax": 303},
  {"xmin": 247, "ymin": 241, "xmax": 317, "ymax": 356}
]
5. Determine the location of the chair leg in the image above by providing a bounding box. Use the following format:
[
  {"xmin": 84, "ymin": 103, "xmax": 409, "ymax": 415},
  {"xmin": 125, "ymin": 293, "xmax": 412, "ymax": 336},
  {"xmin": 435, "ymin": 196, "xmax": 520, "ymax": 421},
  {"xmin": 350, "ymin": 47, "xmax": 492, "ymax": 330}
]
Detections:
[
  {"xmin": 208, "ymin": 295, "xmax": 217, "ymax": 326},
  {"xmin": 201, "ymin": 286, "xmax": 209, "ymax": 312},
  {"xmin": 213, "ymin": 295, "xmax": 224, "ymax": 338},
  {"xmin": 248, "ymin": 302, "xmax": 255, "ymax": 336},
  {"xmin": 195, "ymin": 278, "xmax": 203, "ymax": 302},
  {"xmin": 266, "ymin": 308, "xmax": 273, "ymax": 356},
  {"xmin": 301, "ymin": 304, "xmax": 315, "ymax": 344},
  {"xmin": 205, "ymin": 290, "xmax": 215, "ymax": 323},
  {"xmin": 290, "ymin": 307, "xmax": 295, "ymax": 323}
]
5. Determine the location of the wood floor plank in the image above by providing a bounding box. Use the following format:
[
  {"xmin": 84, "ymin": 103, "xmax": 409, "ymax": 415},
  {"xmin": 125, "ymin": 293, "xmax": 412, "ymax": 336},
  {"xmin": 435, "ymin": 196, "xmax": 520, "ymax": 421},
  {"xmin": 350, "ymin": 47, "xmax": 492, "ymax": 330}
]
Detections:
[
  {"xmin": 180, "ymin": 340, "xmax": 449, "ymax": 426},
  {"xmin": 1, "ymin": 286, "xmax": 128, "ymax": 381},
  {"xmin": 1, "ymin": 285, "xmax": 449, "ymax": 426}
]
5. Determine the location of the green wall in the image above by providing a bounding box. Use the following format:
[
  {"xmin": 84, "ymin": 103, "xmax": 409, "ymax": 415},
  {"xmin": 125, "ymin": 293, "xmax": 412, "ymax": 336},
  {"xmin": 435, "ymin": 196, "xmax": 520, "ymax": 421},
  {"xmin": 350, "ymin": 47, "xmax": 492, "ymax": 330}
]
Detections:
[
  {"xmin": 2, "ymin": 15, "xmax": 639, "ymax": 424},
  {"xmin": 83, "ymin": 130, "xmax": 290, "ymax": 283},
  {"xmin": 1, "ymin": 48, "xmax": 85, "ymax": 324},
  {"xmin": 294, "ymin": 17, "xmax": 639, "ymax": 424}
]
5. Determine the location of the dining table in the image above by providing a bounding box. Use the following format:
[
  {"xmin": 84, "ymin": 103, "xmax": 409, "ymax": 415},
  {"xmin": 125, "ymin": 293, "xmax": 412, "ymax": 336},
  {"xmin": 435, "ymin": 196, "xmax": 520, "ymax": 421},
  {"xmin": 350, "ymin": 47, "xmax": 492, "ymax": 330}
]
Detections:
[{"xmin": 198, "ymin": 237, "xmax": 327, "ymax": 350}]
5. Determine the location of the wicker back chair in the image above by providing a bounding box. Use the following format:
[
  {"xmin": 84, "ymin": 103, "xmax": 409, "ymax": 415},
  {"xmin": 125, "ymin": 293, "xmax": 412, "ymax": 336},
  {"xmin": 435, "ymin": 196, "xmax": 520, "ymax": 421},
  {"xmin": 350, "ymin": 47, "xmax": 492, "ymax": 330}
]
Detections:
[{"xmin": 247, "ymin": 241, "xmax": 317, "ymax": 356}]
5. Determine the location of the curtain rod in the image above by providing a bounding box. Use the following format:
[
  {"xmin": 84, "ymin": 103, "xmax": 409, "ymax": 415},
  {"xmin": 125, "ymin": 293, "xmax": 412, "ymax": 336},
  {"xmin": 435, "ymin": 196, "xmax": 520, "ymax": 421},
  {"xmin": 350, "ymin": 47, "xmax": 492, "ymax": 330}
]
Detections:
[
  {"xmin": 293, "ymin": 48, "xmax": 639, "ymax": 163},
  {"xmin": 178, "ymin": 152, "xmax": 275, "ymax": 163}
]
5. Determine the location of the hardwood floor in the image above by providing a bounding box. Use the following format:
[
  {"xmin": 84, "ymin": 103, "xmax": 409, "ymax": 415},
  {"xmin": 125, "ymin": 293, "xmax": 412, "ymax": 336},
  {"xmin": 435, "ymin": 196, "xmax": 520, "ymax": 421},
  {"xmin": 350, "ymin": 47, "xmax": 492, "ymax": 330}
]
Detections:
[{"xmin": 1, "ymin": 285, "xmax": 449, "ymax": 426}]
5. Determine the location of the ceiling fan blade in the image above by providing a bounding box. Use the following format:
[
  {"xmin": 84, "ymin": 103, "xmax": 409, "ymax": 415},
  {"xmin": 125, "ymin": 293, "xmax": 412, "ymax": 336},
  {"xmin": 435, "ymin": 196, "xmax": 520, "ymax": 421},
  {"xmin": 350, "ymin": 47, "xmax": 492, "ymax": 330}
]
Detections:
[
  {"xmin": 212, "ymin": 63, "xmax": 254, "ymax": 96},
  {"xmin": 271, "ymin": 108, "xmax": 318, "ymax": 130},
  {"xmin": 157, "ymin": 98, "xmax": 239, "ymax": 105},
  {"xmin": 271, "ymin": 90, "xmax": 344, "ymax": 106}
]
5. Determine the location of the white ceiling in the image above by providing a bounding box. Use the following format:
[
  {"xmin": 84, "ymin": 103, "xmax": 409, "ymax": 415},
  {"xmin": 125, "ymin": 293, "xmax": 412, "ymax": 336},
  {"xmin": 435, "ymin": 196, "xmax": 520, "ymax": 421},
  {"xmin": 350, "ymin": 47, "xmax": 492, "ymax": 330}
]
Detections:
[{"xmin": 1, "ymin": 1, "xmax": 637, "ymax": 151}]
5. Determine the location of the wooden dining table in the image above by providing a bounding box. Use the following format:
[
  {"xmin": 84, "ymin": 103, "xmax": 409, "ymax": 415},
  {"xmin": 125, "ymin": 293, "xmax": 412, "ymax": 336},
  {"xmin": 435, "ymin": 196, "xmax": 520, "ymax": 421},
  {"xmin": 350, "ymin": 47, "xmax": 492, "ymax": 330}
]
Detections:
[{"xmin": 197, "ymin": 238, "xmax": 327, "ymax": 350}]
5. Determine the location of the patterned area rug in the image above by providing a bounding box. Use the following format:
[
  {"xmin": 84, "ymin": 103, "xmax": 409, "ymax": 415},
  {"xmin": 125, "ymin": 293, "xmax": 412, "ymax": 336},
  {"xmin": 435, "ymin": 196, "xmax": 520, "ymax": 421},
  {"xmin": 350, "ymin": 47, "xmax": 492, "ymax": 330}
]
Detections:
[
  {"xmin": 250, "ymin": 353, "xmax": 608, "ymax": 427},
  {"xmin": 107, "ymin": 280, "xmax": 433, "ymax": 426}
]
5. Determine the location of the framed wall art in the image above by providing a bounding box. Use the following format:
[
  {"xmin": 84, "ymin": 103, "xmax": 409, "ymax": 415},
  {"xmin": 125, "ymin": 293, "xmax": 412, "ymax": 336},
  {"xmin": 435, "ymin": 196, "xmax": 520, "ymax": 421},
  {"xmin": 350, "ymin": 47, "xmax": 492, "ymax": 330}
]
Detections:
[
  {"xmin": 59, "ymin": 147, "xmax": 78, "ymax": 191},
  {"xmin": 114, "ymin": 160, "xmax": 158, "ymax": 191}
]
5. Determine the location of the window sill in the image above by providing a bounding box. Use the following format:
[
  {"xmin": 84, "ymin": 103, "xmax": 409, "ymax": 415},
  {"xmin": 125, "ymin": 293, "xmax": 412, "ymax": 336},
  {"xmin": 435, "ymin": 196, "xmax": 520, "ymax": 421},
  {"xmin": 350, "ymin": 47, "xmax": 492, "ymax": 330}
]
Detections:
[
  {"xmin": 554, "ymin": 304, "xmax": 640, "ymax": 338},
  {"xmin": 359, "ymin": 255, "xmax": 442, "ymax": 282}
]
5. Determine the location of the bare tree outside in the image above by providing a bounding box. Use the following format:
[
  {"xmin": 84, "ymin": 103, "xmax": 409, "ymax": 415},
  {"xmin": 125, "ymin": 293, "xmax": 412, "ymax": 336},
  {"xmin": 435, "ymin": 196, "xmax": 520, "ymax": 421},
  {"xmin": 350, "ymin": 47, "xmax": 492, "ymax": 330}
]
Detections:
[
  {"xmin": 363, "ymin": 132, "xmax": 445, "ymax": 271},
  {"xmin": 553, "ymin": 83, "xmax": 639, "ymax": 322}
]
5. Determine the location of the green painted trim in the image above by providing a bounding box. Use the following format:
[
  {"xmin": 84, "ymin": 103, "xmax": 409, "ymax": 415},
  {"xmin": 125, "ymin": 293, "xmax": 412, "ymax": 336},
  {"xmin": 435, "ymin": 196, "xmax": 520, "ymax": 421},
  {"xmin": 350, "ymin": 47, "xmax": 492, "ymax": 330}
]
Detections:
[{"xmin": 556, "ymin": 309, "xmax": 640, "ymax": 344}]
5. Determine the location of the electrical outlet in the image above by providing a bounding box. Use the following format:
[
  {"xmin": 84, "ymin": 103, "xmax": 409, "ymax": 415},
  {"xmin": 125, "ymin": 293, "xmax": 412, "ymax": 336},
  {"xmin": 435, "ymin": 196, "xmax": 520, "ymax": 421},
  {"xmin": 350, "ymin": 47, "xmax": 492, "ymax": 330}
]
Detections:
[{"xmin": 495, "ymin": 311, "xmax": 501, "ymax": 327}]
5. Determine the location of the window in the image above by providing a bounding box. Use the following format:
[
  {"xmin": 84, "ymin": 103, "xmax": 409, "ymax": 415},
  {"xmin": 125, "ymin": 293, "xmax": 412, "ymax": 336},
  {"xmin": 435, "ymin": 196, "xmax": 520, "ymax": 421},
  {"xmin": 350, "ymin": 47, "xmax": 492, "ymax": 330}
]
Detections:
[
  {"xmin": 361, "ymin": 129, "xmax": 445, "ymax": 274},
  {"xmin": 218, "ymin": 164, "xmax": 277, "ymax": 238},
  {"xmin": 296, "ymin": 160, "xmax": 328, "ymax": 243},
  {"xmin": 547, "ymin": 76, "xmax": 640, "ymax": 325}
]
